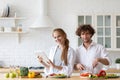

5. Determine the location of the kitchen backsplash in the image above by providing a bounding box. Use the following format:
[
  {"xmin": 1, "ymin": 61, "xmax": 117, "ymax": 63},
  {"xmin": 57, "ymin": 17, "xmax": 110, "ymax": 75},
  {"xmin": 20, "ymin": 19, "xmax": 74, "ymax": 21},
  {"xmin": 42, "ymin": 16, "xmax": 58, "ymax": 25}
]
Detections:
[{"xmin": 0, "ymin": 29, "xmax": 54, "ymax": 67}]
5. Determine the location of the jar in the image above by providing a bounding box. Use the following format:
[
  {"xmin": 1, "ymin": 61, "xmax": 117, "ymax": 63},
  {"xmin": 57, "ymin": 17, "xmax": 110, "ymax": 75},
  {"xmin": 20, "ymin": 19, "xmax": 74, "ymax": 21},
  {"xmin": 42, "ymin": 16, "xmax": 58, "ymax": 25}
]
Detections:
[
  {"xmin": 17, "ymin": 27, "xmax": 22, "ymax": 32},
  {"xmin": 17, "ymin": 24, "xmax": 22, "ymax": 32}
]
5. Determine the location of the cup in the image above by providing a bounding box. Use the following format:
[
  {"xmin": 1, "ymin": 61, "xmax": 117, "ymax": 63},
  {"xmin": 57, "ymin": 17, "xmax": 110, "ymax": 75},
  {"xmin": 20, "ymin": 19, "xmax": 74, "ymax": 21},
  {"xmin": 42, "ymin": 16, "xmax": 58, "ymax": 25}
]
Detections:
[
  {"xmin": 4, "ymin": 27, "xmax": 12, "ymax": 32},
  {"xmin": 11, "ymin": 27, "xmax": 17, "ymax": 32}
]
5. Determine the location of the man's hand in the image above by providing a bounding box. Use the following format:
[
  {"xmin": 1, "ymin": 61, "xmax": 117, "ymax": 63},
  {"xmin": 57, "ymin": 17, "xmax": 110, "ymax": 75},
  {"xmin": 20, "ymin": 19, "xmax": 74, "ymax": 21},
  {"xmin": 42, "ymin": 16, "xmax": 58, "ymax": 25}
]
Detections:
[
  {"xmin": 75, "ymin": 63, "xmax": 85, "ymax": 70},
  {"xmin": 92, "ymin": 58, "xmax": 109, "ymax": 67},
  {"xmin": 92, "ymin": 58, "xmax": 99, "ymax": 68}
]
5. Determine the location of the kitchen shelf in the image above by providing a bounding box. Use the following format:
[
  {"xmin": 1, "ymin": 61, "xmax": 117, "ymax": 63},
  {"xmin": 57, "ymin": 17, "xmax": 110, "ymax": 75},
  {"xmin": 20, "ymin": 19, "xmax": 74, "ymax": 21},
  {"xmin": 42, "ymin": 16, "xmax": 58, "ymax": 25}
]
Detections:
[
  {"xmin": 0, "ymin": 17, "xmax": 25, "ymax": 19},
  {"xmin": 0, "ymin": 31, "xmax": 26, "ymax": 33},
  {"xmin": 0, "ymin": 17, "xmax": 25, "ymax": 28},
  {"xmin": 0, "ymin": 17, "xmax": 26, "ymax": 43},
  {"xmin": 0, "ymin": 31, "xmax": 28, "ymax": 43}
]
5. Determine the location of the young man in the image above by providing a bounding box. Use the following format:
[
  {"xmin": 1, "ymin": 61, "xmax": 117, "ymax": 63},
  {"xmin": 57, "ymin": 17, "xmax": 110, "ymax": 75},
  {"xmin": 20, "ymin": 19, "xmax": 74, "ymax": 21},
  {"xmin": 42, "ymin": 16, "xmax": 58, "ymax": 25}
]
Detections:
[{"xmin": 74, "ymin": 24, "xmax": 110, "ymax": 74}]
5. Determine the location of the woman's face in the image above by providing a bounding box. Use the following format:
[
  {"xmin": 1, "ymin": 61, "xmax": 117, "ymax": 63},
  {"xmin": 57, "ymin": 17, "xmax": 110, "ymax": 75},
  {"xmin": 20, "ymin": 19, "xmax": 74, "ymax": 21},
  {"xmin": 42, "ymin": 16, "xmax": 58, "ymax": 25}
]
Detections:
[{"xmin": 53, "ymin": 31, "xmax": 65, "ymax": 45}]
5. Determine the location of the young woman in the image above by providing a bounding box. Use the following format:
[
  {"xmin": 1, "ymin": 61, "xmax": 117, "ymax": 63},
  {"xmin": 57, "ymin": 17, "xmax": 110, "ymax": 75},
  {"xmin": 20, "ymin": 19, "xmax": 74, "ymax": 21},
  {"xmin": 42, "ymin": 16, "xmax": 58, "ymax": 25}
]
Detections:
[{"xmin": 38, "ymin": 28, "xmax": 75, "ymax": 77}]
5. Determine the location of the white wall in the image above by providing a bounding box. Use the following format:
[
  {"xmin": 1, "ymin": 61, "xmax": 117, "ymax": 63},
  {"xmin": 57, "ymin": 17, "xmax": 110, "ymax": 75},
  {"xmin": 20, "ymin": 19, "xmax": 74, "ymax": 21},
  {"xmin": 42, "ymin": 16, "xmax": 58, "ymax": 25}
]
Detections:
[{"xmin": 0, "ymin": 0, "xmax": 120, "ymax": 68}]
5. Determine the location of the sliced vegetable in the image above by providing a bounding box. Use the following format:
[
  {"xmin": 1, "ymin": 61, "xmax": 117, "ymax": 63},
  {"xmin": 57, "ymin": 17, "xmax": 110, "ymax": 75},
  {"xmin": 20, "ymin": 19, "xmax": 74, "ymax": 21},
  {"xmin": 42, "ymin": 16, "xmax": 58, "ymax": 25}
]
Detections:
[
  {"xmin": 89, "ymin": 74, "xmax": 98, "ymax": 78},
  {"xmin": 89, "ymin": 74, "xmax": 93, "ymax": 78},
  {"xmin": 80, "ymin": 72, "xmax": 91, "ymax": 77},
  {"xmin": 49, "ymin": 73, "xmax": 56, "ymax": 76}
]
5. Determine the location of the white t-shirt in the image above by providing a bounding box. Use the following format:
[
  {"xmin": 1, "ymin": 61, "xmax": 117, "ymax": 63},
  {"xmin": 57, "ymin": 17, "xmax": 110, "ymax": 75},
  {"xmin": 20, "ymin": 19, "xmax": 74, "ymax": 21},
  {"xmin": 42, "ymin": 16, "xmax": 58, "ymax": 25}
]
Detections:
[{"xmin": 75, "ymin": 42, "xmax": 110, "ymax": 74}]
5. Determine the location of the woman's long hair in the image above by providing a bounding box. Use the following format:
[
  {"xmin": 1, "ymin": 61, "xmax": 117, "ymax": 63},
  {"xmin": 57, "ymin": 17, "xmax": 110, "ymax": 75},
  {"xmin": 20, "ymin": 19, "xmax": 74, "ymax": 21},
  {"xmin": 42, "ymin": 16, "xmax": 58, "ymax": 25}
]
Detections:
[{"xmin": 53, "ymin": 28, "xmax": 69, "ymax": 65}]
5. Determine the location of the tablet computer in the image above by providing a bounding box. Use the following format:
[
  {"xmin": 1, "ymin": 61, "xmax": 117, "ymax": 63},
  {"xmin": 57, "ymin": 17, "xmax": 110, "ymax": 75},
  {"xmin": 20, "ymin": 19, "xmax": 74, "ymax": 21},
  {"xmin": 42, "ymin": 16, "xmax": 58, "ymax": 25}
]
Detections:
[{"xmin": 36, "ymin": 51, "xmax": 49, "ymax": 64}]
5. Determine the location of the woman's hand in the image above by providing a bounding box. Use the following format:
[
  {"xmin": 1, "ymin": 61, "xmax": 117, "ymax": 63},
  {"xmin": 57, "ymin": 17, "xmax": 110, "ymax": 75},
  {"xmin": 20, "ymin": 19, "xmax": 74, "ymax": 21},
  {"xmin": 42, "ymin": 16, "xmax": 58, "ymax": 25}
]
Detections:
[
  {"xmin": 48, "ymin": 60, "xmax": 63, "ymax": 70},
  {"xmin": 37, "ymin": 56, "xmax": 50, "ymax": 69},
  {"xmin": 37, "ymin": 56, "xmax": 43, "ymax": 63},
  {"xmin": 75, "ymin": 63, "xmax": 85, "ymax": 70},
  {"xmin": 48, "ymin": 60, "xmax": 56, "ymax": 68}
]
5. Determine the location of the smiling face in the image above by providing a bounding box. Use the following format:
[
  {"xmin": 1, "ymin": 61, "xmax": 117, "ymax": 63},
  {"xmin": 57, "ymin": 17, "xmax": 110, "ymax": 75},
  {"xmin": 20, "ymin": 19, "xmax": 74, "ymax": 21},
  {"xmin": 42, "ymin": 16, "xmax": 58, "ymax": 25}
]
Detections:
[
  {"xmin": 53, "ymin": 31, "xmax": 65, "ymax": 45},
  {"xmin": 80, "ymin": 31, "xmax": 92, "ymax": 43},
  {"xmin": 76, "ymin": 25, "xmax": 95, "ymax": 44}
]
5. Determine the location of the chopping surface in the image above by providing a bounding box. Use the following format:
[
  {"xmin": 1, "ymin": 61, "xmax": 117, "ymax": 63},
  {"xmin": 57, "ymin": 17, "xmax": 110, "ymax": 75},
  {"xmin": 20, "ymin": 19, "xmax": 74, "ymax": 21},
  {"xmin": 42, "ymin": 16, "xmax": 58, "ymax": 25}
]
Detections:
[
  {"xmin": 0, "ymin": 68, "xmax": 120, "ymax": 80},
  {"xmin": 0, "ymin": 73, "xmax": 120, "ymax": 80}
]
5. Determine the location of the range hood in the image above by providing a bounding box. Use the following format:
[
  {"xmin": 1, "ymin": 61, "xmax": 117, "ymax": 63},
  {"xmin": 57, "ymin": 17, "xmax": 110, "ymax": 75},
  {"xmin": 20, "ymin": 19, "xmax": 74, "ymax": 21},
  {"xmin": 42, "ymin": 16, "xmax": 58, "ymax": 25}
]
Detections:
[{"xmin": 30, "ymin": 0, "xmax": 54, "ymax": 28}]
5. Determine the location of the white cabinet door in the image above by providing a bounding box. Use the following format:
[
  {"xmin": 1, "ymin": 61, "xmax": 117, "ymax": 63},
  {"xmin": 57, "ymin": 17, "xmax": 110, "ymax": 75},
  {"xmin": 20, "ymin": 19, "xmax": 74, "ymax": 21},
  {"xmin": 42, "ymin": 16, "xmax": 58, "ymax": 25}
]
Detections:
[
  {"xmin": 115, "ymin": 15, "xmax": 120, "ymax": 48},
  {"xmin": 95, "ymin": 15, "xmax": 112, "ymax": 49}
]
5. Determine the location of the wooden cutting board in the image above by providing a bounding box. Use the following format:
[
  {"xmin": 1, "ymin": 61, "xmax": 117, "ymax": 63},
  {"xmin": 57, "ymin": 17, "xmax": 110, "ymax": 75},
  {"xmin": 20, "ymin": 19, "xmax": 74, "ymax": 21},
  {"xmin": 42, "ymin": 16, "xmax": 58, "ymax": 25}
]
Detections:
[{"xmin": 73, "ymin": 68, "xmax": 120, "ymax": 73}]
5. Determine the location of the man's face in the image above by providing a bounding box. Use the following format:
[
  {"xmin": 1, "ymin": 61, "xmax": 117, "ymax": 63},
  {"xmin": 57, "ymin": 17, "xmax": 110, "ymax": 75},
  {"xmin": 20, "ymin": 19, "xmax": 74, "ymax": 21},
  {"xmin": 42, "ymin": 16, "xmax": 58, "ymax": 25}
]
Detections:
[{"xmin": 80, "ymin": 31, "xmax": 92, "ymax": 43}]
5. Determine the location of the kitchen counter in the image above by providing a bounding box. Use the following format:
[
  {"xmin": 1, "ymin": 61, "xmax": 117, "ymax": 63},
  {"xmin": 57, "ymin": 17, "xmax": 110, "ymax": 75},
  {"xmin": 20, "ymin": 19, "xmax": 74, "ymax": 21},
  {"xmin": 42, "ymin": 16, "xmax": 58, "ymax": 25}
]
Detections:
[
  {"xmin": 106, "ymin": 68, "xmax": 120, "ymax": 73},
  {"xmin": 0, "ymin": 75, "xmax": 119, "ymax": 80},
  {"xmin": 0, "ymin": 68, "xmax": 120, "ymax": 80}
]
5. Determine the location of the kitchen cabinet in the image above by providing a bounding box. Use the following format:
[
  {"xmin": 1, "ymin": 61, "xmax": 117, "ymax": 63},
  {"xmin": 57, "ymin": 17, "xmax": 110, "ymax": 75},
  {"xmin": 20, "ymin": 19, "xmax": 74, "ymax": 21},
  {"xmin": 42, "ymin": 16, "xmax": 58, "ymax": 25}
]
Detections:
[
  {"xmin": 115, "ymin": 15, "xmax": 120, "ymax": 49},
  {"xmin": 95, "ymin": 14, "xmax": 112, "ymax": 49},
  {"xmin": 0, "ymin": 31, "xmax": 27, "ymax": 43},
  {"xmin": 78, "ymin": 13, "xmax": 120, "ymax": 51}
]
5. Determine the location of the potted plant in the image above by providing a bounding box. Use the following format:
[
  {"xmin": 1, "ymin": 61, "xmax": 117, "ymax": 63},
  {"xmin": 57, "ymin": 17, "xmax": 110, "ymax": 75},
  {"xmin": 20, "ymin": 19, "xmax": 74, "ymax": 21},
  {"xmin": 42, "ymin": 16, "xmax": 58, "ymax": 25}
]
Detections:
[{"xmin": 115, "ymin": 58, "xmax": 120, "ymax": 69}]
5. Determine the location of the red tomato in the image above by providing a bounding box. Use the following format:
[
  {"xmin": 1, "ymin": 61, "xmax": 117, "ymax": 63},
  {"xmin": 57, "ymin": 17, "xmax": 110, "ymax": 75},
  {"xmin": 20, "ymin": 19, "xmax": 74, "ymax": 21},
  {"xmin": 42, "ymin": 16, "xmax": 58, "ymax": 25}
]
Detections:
[
  {"xmin": 98, "ymin": 70, "xmax": 106, "ymax": 77},
  {"xmin": 80, "ymin": 72, "xmax": 90, "ymax": 77},
  {"xmin": 50, "ymin": 73, "xmax": 56, "ymax": 76}
]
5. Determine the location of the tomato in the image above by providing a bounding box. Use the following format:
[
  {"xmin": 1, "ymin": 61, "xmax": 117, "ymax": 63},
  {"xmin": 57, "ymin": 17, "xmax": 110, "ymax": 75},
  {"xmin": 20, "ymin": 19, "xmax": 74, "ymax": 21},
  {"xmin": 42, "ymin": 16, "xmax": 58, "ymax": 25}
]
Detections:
[
  {"xmin": 80, "ymin": 72, "xmax": 90, "ymax": 77},
  {"xmin": 28, "ymin": 72, "xmax": 35, "ymax": 78},
  {"xmin": 97, "ymin": 70, "xmax": 106, "ymax": 77},
  {"xmin": 50, "ymin": 73, "xmax": 56, "ymax": 76}
]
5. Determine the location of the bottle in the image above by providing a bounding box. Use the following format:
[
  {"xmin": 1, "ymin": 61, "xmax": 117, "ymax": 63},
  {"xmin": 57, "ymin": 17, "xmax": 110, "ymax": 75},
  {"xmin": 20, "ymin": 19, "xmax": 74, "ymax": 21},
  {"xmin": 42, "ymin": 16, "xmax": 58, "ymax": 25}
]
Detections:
[
  {"xmin": 17, "ymin": 24, "xmax": 22, "ymax": 32},
  {"xmin": 14, "ymin": 12, "xmax": 17, "ymax": 18}
]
